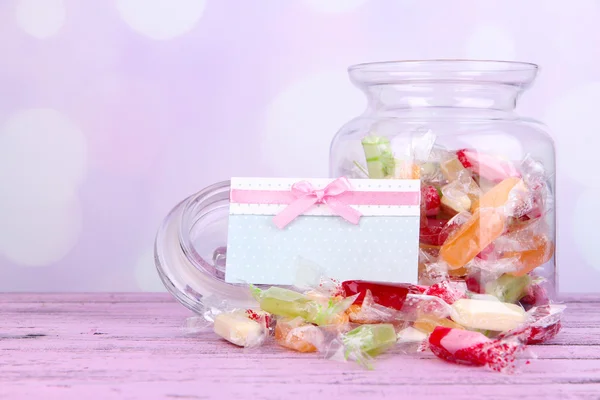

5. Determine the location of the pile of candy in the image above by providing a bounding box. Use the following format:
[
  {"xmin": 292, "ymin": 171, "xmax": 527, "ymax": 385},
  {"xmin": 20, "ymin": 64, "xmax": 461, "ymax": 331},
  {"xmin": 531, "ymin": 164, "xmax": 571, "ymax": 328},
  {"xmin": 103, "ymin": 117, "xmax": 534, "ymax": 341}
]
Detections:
[
  {"xmin": 194, "ymin": 132, "xmax": 562, "ymax": 372},
  {"xmin": 359, "ymin": 133, "xmax": 555, "ymax": 310},
  {"xmin": 203, "ymin": 277, "xmax": 563, "ymax": 372}
]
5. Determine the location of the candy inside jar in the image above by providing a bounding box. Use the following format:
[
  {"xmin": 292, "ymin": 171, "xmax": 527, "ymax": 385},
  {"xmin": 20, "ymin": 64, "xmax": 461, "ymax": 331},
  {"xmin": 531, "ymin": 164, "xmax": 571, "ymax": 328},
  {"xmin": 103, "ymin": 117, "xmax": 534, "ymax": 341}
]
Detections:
[{"xmin": 330, "ymin": 60, "xmax": 556, "ymax": 308}]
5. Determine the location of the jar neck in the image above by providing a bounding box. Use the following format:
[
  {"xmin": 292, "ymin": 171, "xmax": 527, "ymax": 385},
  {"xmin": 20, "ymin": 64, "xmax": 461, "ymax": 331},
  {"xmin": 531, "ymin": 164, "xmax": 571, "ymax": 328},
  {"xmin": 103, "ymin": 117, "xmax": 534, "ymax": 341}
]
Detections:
[{"xmin": 360, "ymin": 82, "xmax": 523, "ymax": 112}]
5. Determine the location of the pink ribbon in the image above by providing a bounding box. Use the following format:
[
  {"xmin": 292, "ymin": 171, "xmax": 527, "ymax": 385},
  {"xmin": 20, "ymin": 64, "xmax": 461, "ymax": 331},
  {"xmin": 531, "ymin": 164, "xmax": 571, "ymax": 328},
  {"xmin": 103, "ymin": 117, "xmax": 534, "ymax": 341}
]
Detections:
[{"xmin": 272, "ymin": 177, "xmax": 362, "ymax": 229}]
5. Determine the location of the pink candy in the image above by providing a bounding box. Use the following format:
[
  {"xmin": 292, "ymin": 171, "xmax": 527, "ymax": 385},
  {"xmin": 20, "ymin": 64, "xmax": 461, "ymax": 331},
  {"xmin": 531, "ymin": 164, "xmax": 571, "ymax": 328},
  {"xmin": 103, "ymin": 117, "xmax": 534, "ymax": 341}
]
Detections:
[
  {"xmin": 429, "ymin": 327, "xmax": 523, "ymax": 372},
  {"xmin": 457, "ymin": 149, "xmax": 521, "ymax": 182}
]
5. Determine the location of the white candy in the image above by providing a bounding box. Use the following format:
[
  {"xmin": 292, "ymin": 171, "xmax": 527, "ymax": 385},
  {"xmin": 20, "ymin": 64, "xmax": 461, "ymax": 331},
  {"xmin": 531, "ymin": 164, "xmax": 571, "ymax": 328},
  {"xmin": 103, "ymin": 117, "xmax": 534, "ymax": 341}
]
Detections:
[
  {"xmin": 451, "ymin": 298, "xmax": 526, "ymax": 332},
  {"xmin": 213, "ymin": 312, "xmax": 265, "ymax": 347},
  {"xmin": 396, "ymin": 326, "xmax": 428, "ymax": 343}
]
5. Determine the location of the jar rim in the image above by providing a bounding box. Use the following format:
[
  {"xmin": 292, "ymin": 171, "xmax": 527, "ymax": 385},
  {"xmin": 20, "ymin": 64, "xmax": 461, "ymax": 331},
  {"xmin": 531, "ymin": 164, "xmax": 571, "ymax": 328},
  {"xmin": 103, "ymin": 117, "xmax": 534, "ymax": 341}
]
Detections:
[{"xmin": 348, "ymin": 59, "xmax": 539, "ymax": 86}]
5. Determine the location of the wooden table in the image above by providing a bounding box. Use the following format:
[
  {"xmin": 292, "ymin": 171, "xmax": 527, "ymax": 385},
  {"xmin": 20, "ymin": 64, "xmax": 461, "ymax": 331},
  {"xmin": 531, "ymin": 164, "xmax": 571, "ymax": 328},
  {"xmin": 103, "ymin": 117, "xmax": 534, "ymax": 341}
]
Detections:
[{"xmin": 1, "ymin": 294, "xmax": 599, "ymax": 399}]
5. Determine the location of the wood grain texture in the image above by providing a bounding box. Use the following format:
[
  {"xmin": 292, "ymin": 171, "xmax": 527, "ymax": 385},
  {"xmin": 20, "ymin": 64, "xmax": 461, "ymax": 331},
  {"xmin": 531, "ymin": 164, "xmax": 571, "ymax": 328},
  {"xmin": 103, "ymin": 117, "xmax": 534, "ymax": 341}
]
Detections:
[{"xmin": 1, "ymin": 293, "xmax": 599, "ymax": 400}]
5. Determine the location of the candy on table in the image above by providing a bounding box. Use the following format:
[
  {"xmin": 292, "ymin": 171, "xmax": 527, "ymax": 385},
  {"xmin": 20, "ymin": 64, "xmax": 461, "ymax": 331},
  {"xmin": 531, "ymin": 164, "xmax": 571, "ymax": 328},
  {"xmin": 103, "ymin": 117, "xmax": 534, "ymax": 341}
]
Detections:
[
  {"xmin": 421, "ymin": 185, "xmax": 441, "ymax": 217},
  {"xmin": 522, "ymin": 305, "xmax": 564, "ymax": 345},
  {"xmin": 213, "ymin": 311, "xmax": 267, "ymax": 348},
  {"xmin": 345, "ymin": 289, "xmax": 416, "ymax": 327},
  {"xmin": 397, "ymin": 326, "xmax": 429, "ymax": 344},
  {"xmin": 341, "ymin": 324, "xmax": 398, "ymax": 365},
  {"xmin": 456, "ymin": 149, "xmax": 521, "ymax": 183},
  {"xmin": 498, "ymin": 304, "xmax": 565, "ymax": 345},
  {"xmin": 484, "ymin": 274, "xmax": 531, "ymax": 303},
  {"xmin": 519, "ymin": 281, "xmax": 550, "ymax": 310},
  {"xmin": 345, "ymin": 296, "xmax": 396, "ymax": 325},
  {"xmin": 274, "ymin": 317, "xmax": 324, "ymax": 353},
  {"xmin": 413, "ymin": 312, "xmax": 465, "ymax": 334},
  {"xmin": 245, "ymin": 309, "xmax": 274, "ymax": 331},
  {"xmin": 428, "ymin": 326, "xmax": 524, "ymax": 372},
  {"xmin": 251, "ymin": 286, "xmax": 355, "ymax": 326},
  {"xmin": 439, "ymin": 177, "xmax": 523, "ymax": 269},
  {"xmin": 401, "ymin": 293, "xmax": 456, "ymax": 322},
  {"xmin": 361, "ymin": 135, "xmax": 396, "ymax": 178},
  {"xmin": 341, "ymin": 280, "xmax": 425, "ymax": 311},
  {"xmin": 451, "ymin": 298, "xmax": 527, "ymax": 332}
]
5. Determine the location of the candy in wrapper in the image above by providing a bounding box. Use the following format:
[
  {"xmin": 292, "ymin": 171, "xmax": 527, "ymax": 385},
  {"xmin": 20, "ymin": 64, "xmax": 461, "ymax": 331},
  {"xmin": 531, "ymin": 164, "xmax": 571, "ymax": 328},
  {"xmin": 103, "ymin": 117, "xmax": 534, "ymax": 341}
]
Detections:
[
  {"xmin": 413, "ymin": 313, "xmax": 465, "ymax": 334},
  {"xmin": 484, "ymin": 274, "xmax": 531, "ymax": 304},
  {"xmin": 451, "ymin": 298, "xmax": 527, "ymax": 332},
  {"xmin": 440, "ymin": 177, "xmax": 523, "ymax": 269},
  {"xmin": 213, "ymin": 311, "xmax": 268, "ymax": 348},
  {"xmin": 341, "ymin": 280, "xmax": 425, "ymax": 311},
  {"xmin": 251, "ymin": 285, "xmax": 355, "ymax": 327},
  {"xmin": 423, "ymin": 280, "xmax": 467, "ymax": 305},
  {"xmin": 328, "ymin": 324, "xmax": 398, "ymax": 369},
  {"xmin": 428, "ymin": 326, "xmax": 525, "ymax": 373},
  {"xmin": 456, "ymin": 149, "xmax": 521, "ymax": 183},
  {"xmin": 344, "ymin": 289, "xmax": 404, "ymax": 325},
  {"xmin": 396, "ymin": 326, "xmax": 429, "ymax": 353},
  {"xmin": 361, "ymin": 135, "xmax": 396, "ymax": 179},
  {"xmin": 180, "ymin": 294, "xmax": 271, "ymax": 348},
  {"xmin": 274, "ymin": 317, "xmax": 325, "ymax": 353},
  {"xmin": 498, "ymin": 304, "xmax": 565, "ymax": 345},
  {"xmin": 519, "ymin": 281, "xmax": 550, "ymax": 311}
]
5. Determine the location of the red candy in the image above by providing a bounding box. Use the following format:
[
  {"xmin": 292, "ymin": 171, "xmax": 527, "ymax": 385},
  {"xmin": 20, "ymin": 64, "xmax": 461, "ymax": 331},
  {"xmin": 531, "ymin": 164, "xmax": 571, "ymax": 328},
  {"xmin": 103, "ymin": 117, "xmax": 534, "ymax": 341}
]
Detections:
[
  {"xmin": 342, "ymin": 280, "xmax": 425, "ymax": 311},
  {"xmin": 421, "ymin": 185, "xmax": 441, "ymax": 217},
  {"xmin": 456, "ymin": 149, "xmax": 473, "ymax": 168},
  {"xmin": 526, "ymin": 321, "xmax": 561, "ymax": 345},
  {"xmin": 519, "ymin": 283, "xmax": 549, "ymax": 311},
  {"xmin": 429, "ymin": 327, "xmax": 522, "ymax": 372},
  {"xmin": 424, "ymin": 281, "xmax": 466, "ymax": 305},
  {"xmin": 419, "ymin": 218, "xmax": 448, "ymax": 246}
]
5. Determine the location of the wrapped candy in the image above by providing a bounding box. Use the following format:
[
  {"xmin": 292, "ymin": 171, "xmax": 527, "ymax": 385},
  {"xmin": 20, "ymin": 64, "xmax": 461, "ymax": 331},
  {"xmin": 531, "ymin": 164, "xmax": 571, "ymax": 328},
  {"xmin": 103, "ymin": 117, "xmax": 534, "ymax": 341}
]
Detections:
[
  {"xmin": 361, "ymin": 135, "xmax": 396, "ymax": 178},
  {"xmin": 499, "ymin": 304, "xmax": 565, "ymax": 345},
  {"xmin": 251, "ymin": 285, "xmax": 354, "ymax": 327},
  {"xmin": 421, "ymin": 185, "xmax": 441, "ymax": 217},
  {"xmin": 213, "ymin": 311, "xmax": 268, "ymax": 348},
  {"xmin": 439, "ymin": 177, "xmax": 524, "ymax": 269},
  {"xmin": 341, "ymin": 280, "xmax": 425, "ymax": 311},
  {"xmin": 274, "ymin": 317, "xmax": 325, "ymax": 353},
  {"xmin": 451, "ymin": 298, "xmax": 527, "ymax": 332},
  {"xmin": 328, "ymin": 324, "xmax": 398, "ymax": 369},
  {"xmin": 423, "ymin": 280, "xmax": 467, "ymax": 305},
  {"xmin": 413, "ymin": 313, "xmax": 464, "ymax": 334},
  {"xmin": 428, "ymin": 326, "xmax": 525, "ymax": 372},
  {"xmin": 519, "ymin": 281, "xmax": 550, "ymax": 310},
  {"xmin": 484, "ymin": 274, "xmax": 531, "ymax": 304},
  {"xmin": 456, "ymin": 149, "xmax": 521, "ymax": 183}
]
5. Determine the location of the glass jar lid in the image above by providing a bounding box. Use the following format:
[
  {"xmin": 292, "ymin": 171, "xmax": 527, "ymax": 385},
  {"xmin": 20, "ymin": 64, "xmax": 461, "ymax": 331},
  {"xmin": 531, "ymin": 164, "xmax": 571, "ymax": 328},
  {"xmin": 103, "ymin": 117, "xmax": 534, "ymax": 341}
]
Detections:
[{"xmin": 155, "ymin": 180, "xmax": 256, "ymax": 314}]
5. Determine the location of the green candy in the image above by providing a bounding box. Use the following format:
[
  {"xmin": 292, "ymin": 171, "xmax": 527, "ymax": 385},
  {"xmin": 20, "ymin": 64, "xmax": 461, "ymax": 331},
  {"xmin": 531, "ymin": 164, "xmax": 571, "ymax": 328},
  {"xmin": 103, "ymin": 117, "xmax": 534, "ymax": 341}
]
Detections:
[
  {"xmin": 251, "ymin": 286, "xmax": 355, "ymax": 326},
  {"xmin": 485, "ymin": 274, "xmax": 531, "ymax": 304},
  {"xmin": 342, "ymin": 323, "xmax": 397, "ymax": 357},
  {"xmin": 361, "ymin": 135, "xmax": 395, "ymax": 179}
]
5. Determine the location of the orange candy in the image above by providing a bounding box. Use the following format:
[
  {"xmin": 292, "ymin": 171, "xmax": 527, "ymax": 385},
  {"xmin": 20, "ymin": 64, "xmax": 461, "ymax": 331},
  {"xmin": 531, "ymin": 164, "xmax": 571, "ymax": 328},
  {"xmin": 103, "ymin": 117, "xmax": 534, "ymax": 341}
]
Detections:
[
  {"xmin": 440, "ymin": 177, "xmax": 522, "ymax": 269},
  {"xmin": 505, "ymin": 235, "xmax": 554, "ymax": 277},
  {"xmin": 413, "ymin": 314, "xmax": 464, "ymax": 334},
  {"xmin": 274, "ymin": 317, "xmax": 323, "ymax": 353}
]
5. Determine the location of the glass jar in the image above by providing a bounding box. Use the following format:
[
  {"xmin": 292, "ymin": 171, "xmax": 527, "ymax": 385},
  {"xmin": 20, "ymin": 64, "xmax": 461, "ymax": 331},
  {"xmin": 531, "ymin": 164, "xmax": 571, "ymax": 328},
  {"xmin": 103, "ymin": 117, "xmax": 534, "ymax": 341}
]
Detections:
[{"xmin": 330, "ymin": 60, "xmax": 556, "ymax": 305}]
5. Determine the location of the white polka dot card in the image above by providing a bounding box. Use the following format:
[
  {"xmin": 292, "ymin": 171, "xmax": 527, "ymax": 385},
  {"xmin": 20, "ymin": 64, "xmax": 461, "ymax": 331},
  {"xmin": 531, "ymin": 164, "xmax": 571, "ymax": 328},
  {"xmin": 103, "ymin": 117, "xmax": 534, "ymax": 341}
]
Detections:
[{"xmin": 225, "ymin": 177, "xmax": 421, "ymax": 285}]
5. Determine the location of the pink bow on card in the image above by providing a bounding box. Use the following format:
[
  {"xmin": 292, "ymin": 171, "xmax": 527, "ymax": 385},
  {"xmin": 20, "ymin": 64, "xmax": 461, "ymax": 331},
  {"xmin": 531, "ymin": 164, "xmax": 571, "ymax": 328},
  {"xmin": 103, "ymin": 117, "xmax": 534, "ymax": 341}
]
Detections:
[{"xmin": 272, "ymin": 177, "xmax": 363, "ymax": 229}]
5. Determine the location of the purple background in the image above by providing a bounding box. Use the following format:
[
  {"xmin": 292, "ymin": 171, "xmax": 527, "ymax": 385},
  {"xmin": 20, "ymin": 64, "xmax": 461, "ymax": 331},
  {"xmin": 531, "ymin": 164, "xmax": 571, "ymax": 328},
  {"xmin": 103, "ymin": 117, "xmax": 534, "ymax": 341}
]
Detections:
[{"xmin": 0, "ymin": 0, "xmax": 598, "ymax": 293}]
